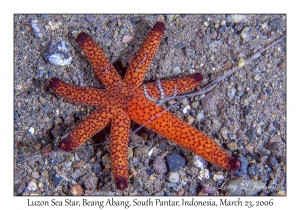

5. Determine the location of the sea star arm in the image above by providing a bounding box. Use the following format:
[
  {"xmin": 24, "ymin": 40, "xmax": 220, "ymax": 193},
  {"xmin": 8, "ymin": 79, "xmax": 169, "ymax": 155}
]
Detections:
[
  {"xmin": 127, "ymin": 94, "xmax": 241, "ymax": 170},
  {"xmin": 109, "ymin": 110, "xmax": 131, "ymax": 190},
  {"xmin": 140, "ymin": 73, "xmax": 203, "ymax": 101},
  {"xmin": 123, "ymin": 22, "xmax": 165, "ymax": 88},
  {"xmin": 49, "ymin": 77, "xmax": 107, "ymax": 107},
  {"xmin": 59, "ymin": 108, "xmax": 112, "ymax": 151},
  {"xmin": 76, "ymin": 32, "xmax": 123, "ymax": 90}
]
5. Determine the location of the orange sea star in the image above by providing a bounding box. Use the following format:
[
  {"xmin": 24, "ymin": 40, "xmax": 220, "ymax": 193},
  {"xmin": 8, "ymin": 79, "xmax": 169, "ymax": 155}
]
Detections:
[{"xmin": 49, "ymin": 21, "xmax": 240, "ymax": 190}]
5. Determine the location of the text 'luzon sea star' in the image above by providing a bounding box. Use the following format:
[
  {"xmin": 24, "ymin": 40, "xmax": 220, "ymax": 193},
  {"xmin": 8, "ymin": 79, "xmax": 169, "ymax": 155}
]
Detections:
[{"xmin": 49, "ymin": 21, "xmax": 241, "ymax": 190}]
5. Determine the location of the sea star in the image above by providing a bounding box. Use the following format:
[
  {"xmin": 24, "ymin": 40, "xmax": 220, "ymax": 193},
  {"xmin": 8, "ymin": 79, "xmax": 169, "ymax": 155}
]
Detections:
[{"xmin": 49, "ymin": 21, "xmax": 241, "ymax": 190}]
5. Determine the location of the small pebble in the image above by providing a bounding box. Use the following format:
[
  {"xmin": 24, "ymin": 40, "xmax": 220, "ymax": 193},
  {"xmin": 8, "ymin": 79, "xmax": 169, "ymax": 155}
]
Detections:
[
  {"xmin": 28, "ymin": 127, "xmax": 34, "ymax": 135},
  {"xmin": 84, "ymin": 174, "xmax": 98, "ymax": 190},
  {"xmin": 45, "ymin": 41, "xmax": 73, "ymax": 66},
  {"xmin": 209, "ymin": 41, "xmax": 223, "ymax": 52},
  {"xmin": 145, "ymin": 168, "xmax": 154, "ymax": 176},
  {"xmin": 220, "ymin": 25, "xmax": 226, "ymax": 33},
  {"xmin": 227, "ymin": 141, "xmax": 238, "ymax": 150},
  {"xmin": 253, "ymin": 74, "xmax": 260, "ymax": 81},
  {"xmin": 130, "ymin": 133, "xmax": 144, "ymax": 143},
  {"xmin": 203, "ymin": 35, "xmax": 211, "ymax": 45},
  {"xmin": 168, "ymin": 172, "xmax": 180, "ymax": 183},
  {"xmin": 238, "ymin": 57, "xmax": 245, "ymax": 67},
  {"xmin": 213, "ymin": 173, "xmax": 224, "ymax": 182},
  {"xmin": 73, "ymin": 160, "xmax": 85, "ymax": 168},
  {"xmin": 122, "ymin": 35, "xmax": 133, "ymax": 43},
  {"xmin": 248, "ymin": 163, "xmax": 258, "ymax": 177},
  {"xmin": 185, "ymin": 115, "xmax": 195, "ymax": 125},
  {"xmin": 240, "ymin": 27, "xmax": 250, "ymax": 42},
  {"xmin": 27, "ymin": 180, "xmax": 38, "ymax": 191},
  {"xmin": 48, "ymin": 21, "xmax": 62, "ymax": 30},
  {"xmin": 227, "ymin": 87, "xmax": 236, "ymax": 100},
  {"xmin": 184, "ymin": 47, "xmax": 193, "ymax": 57},
  {"xmin": 277, "ymin": 190, "xmax": 286, "ymax": 196},
  {"xmin": 53, "ymin": 174, "xmax": 63, "ymax": 186},
  {"xmin": 133, "ymin": 178, "xmax": 143, "ymax": 189},
  {"xmin": 198, "ymin": 169, "xmax": 210, "ymax": 181},
  {"xmin": 71, "ymin": 185, "xmax": 83, "ymax": 196},
  {"xmin": 278, "ymin": 62, "xmax": 286, "ymax": 72},
  {"xmin": 232, "ymin": 15, "xmax": 246, "ymax": 23},
  {"xmin": 42, "ymin": 143, "xmax": 53, "ymax": 155},
  {"xmin": 270, "ymin": 18, "xmax": 283, "ymax": 31},
  {"xmin": 166, "ymin": 14, "xmax": 176, "ymax": 23},
  {"xmin": 153, "ymin": 156, "xmax": 167, "ymax": 174},
  {"xmin": 71, "ymin": 168, "xmax": 84, "ymax": 180},
  {"xmin": 172, "ymin": 66, "xmax": 181, "ymax": 75},
  {"xmin": 202, "ymin": 91, "xmax": 217, "ymax": 113},
  {"xmin": 31, "ymin": 20, "xmax": 43, "ymax": 38},
  {"xmin": 139, "ymin": 132, "xmax": 148, "ymax": 140},
  {"xmin": 191, "ymin": 102, "xmax": 199, "ymax": 109},
  {"xmin": 93, "ymin": 161, "xmax": 102, "ymax": 173},
  {"xmin": 193, "ymin": 155, "xmax": 207, "ymax": 169},
  {"xmin": 15, "ymin": 182, "xmax": 26, "ymax": 195},
  {"xmin": 128, "ymin": 147, "xmax": 133, "ymax": 158},
  {"xmin": 204, "ymin": 21, "xmax": 209, "ymax": 27},
  {"xmin": 246, "ymin": 129, "xmax": 256, "ymax": 140},
  {"xmin": 196, "ymin": 110, "xmax": 205, "ymax": 121},
  {"xmin": 268, "ymin": 142, "xmax": 285, "ymax": 157},
  {"xmin": 31, "ymin": 171, "xmax": 40, "ymax": 179},
  {"xmin": 220, "ymin": 127, "xmax": 228, "ymax": 140},
  {"xmin": 182, "ymin": 105, "xmax": 190, "ymax": 114},
  {"xmin": 166, "ymin": 153, "xmax": 186, "ymax": 172},
  {"xmin": 235, "ymin": 156, "xmax": 249, "ymax": 176},
  {"xmin": 133, "ymin": 146, "xmax": 149, "ymax": 157},
  {"xmin": 177, "ymin": 188, "xmax": 185, "ymax": 196},
  {"xmin": 101, "ymin": 153, "xmax": 111, "ymax": 165}
]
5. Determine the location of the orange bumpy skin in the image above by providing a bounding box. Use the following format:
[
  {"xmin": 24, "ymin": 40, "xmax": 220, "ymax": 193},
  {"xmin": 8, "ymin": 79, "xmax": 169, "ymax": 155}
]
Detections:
[{"xmin": 49, "ymin": 21, "xmax": 240, "ymax": 190}]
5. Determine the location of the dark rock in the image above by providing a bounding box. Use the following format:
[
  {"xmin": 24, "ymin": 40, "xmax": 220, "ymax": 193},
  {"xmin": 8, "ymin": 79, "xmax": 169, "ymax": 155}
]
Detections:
[
  {"xmin": 53, "ymin": 174, "xmax": 63, "ymax": 186},
  {"xmin": 166, "ymin": 153, "xmax": 186, "ymax": 172},
  {"xmin": 145, "ymin": 168, "xmax": 154, "ymax": 176},
  {"xmin": 159, "ymin": 142, "xmax": 167, "ymax": 150},
  {"xmin": 93, "ymin": 161, "xmax": 102, "ymax": 173},
  {"xmin": 220, "ymin": 25, "xmax": 226, "ymax": 33}
]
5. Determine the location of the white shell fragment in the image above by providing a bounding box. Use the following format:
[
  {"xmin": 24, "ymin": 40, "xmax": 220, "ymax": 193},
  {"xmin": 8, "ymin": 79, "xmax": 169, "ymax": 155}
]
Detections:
[{"xmin": 45, "ymin": 41, "xmax": 73, "ymax": 66}]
